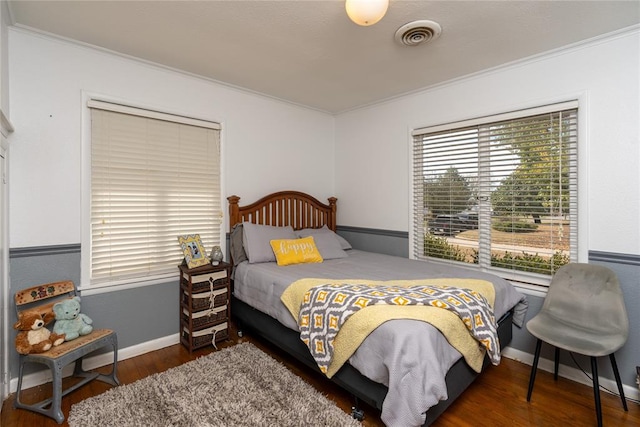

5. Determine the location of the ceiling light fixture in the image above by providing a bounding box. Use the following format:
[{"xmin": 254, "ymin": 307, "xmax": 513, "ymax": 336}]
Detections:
[{"xmin": 345, "ymin": 0, "xmax": 389, "ymax": 26}]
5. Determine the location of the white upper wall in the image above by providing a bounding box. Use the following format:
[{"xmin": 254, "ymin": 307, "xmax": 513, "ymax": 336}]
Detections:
[
  {"xmin": 0, "ymin": 1, "xmax": 10, "ymax": 116},
  {"xmin": 8, "ymin": 26, "xmax": 640, "ymax": 257},
  {"xmin": 334, "ymin": 28, "xmax": 640, "ymax": 256},
  {"xmin": 8, "ymin": 28, "xmax": 335, "ymax": 248}
]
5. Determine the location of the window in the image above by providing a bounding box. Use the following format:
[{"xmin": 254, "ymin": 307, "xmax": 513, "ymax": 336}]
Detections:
[
  {"xmin": 86, "ymin": 100, "xmax": 222, "ymax": 287},
  {"xmin": 412, "ymin": 102, "xmax": 578, "ymax": 285}
]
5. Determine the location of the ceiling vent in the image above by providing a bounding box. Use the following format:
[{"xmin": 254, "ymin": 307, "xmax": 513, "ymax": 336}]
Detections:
[{"xmin": 394, "ymin": 20, "xmax": 442, "ymax": 47}]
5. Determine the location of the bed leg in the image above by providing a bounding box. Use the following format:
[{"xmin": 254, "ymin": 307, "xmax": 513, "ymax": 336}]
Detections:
[
  {"xmin": 234, "ymin": 322, "xmax": 244, "ymax": 338},
  {"xmin": 351, "ymin": 397, "xmax": 365, "ymax": 421}
]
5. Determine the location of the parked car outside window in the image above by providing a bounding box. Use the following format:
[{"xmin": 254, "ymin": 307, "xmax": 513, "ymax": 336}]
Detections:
[{"xmin": 428, "ymin": 212, "xmax": 478, "ymax": 236}]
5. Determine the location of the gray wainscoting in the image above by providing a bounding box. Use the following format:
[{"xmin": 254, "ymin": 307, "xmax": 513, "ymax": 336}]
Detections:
[
  {"xmin": 336, "ymin": 225, "xmax": 409, "ymax": 257},
  {"xmin": 8, "ymin": 234, "xmax": 640, "ymax": 392},
  {"xmin": 8, "ymin": 245, "xmax": 179, "ymax": 379},
  {"xmin": 335, "ymin": 227, "xmax": 640, "ymax": 390}
]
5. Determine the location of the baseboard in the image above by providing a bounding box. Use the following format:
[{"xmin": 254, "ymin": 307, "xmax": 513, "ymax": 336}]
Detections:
[
  {"xmin": 8, "ymin": 333, "xmax": 180, "ymax": 394},
  {"xmin": 502, "ymin": 346, "xmax": 639, "ymax": 402},
  {"xmin": 8, "ymin": 336, "xmax": 638, "ymax": 404}
]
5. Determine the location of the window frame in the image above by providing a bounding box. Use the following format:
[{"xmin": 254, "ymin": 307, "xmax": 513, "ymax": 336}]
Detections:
[
  {"xmin": 409, "ymin": 99, "xmax": 587, "ymax": 288},
  {"xmin": 80, "ymin": 94, "xmax": 224, "ymax": 295}
]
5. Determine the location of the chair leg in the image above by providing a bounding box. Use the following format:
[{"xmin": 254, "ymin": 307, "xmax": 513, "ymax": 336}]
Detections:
[
  {"xmin": 13, "ymin": 359, "xmax": 26, "ymax": 408},
  {"xmin": 110, "ymin": 336, "xmax": 120, "ymax": 385},
  {"xmin": 50, "ymin": 362, "xmax": 66, "ymax": 424},
  {"xmin": 527, "ymin": 339, "xmax": 543, "ymax": 402},
  {"xmin": 591, "ymin": 357, "xmax": 603, "ymax": 427},
  {"xmin": 97, "ymin": 336, "xmax": 120, "ymax": 386},
  {"xmin": 14, "ymin": 359, "xmax": 65, "ymax": 424},
  {"xmin": 609, "ymin": 353, "xmax": 628, "ymax": 411},
  {"xmin": 73, "ymin": 356, "xmax": 88, "ymax": 375},
  {"xmin": 554, "ymin": 347, "xmax": 560, "ymax": 380}
]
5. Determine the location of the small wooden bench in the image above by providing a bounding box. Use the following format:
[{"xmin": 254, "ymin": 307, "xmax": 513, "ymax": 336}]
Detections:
[{"xmin": 13, "ymin": 281, "xmax": 119, "ymax": 424}]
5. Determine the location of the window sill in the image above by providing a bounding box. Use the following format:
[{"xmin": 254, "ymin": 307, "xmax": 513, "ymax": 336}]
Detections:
[{"xmin": 509, "ymin": 281, "xmax": 549, "ymax": 298}]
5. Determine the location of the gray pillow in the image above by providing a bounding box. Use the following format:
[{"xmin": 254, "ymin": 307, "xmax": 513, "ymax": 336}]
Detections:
[
  {"xmin": 297, "ymin": 225, "xmax": 352, "ymax": 249},
  {"xmin": 334, "ymin": 233, "xmax": 352, "ymax": 250},
  {"xmin": 296, "ymin": 225, "xmax": 349, "ymax": 259},
  {"xmin": 242, "ymin": 222, "xmax": 297, "ymax": 264},
  {"xmin": 229, "ymin": 223, "xmax": 248, "ymax": 266}
]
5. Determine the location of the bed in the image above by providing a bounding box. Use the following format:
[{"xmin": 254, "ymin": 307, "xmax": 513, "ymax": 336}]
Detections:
[{"xmin": 227, "ymin": 191, "xmax": 527, "ymax": 427}]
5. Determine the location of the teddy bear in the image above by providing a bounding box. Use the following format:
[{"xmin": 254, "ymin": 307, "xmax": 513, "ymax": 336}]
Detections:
[
  {"xmin": 14, "ymin": 311, "xmax": 66, "ymax": 355},
  {"xmin": 53, "ymin": 296, "xmax": 93, "ymax": 341}
]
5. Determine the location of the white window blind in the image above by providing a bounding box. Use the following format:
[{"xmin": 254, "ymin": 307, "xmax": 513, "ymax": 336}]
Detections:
[
  {"xmin": 412, "ymin": 102, "xmax": 578, "ymax": 283},
  {"xmin": 89, "ymin": 101, "xmax": 222, "ymax": 285}
]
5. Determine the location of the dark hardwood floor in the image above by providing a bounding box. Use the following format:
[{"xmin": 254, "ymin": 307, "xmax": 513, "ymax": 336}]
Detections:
[{"xmin": 2, "ymin": 322, "xmax": 639, "ymax": 427}]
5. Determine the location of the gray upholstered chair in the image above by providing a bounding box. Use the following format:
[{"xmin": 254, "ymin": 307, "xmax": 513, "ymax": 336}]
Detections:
[{"xmin": 526, "ymin": 263, "xmax": 629, "ymax": 427}]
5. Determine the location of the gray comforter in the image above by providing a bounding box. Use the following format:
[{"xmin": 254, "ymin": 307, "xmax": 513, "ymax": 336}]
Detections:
[{"xmin": 233, "ymin": 250, "xmax": 527, "ymax": 426}]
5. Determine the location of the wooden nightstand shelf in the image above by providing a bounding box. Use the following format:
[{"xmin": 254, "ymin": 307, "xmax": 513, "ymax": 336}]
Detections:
[{"xmin": 179, "ymin": 262, "xmax": 231, "ymax": 352}]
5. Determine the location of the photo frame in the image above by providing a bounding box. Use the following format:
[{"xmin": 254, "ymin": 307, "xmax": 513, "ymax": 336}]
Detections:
[{"xmin": 178, "ymin": 234, "xmax": 209, "ymax": 269}]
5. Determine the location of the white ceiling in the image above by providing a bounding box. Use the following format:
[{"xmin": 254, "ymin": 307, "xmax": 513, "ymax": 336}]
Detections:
[{"xmin": 7, "ymin": 1, "xmax": 640, "ymax": 114}]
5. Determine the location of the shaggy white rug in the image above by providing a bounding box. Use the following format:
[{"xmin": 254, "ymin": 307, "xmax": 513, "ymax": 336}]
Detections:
[{"xmin": 68, "ymin": 342, "xmax": 361, "ymax": 426}]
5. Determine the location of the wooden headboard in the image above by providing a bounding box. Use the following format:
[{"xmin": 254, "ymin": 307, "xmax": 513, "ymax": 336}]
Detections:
[{"xmin": 228, "ymin": 191, "xmax": 337, "ymax": 231}]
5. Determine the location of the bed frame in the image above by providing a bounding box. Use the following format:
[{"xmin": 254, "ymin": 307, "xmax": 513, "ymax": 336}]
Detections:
[
  {"xmin": 228, "ymin": 191, "xmax": 337, "ymax": 232},
  {"xmin": 227, "ymin": 191, "xmax": 514, "ymax": 425}
]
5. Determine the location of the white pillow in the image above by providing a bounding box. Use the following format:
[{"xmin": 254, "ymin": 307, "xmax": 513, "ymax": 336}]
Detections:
[{"xmin": 242, "ymin": 222, "xmax": 297, "ymax": 263}]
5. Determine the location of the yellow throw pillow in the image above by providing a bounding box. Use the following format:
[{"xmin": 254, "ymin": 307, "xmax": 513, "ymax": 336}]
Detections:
[{"xmin": 270, "ymin": 236, "xmax": 324, "ymax": 266}]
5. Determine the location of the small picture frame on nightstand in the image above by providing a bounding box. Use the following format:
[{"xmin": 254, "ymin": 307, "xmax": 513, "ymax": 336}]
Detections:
[{"xmin": 178, "ymin": 234, "xmax": 209, "ymax": 269}]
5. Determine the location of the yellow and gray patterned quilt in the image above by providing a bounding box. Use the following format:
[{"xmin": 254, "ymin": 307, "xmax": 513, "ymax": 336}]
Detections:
[{"xmin": 282, "ymin": 277, "xmax": 499, "ymax": 378}]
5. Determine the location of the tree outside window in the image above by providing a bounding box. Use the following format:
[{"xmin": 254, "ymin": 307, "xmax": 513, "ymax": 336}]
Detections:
[{"xmin": 412, "ymin": 104, "xmax": 577, "ymax": 282}]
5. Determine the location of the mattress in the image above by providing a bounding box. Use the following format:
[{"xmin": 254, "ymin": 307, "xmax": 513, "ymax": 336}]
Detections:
[{"xmin": 233, "ymin": 249, "xmax": 527, "ymax": 426}]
